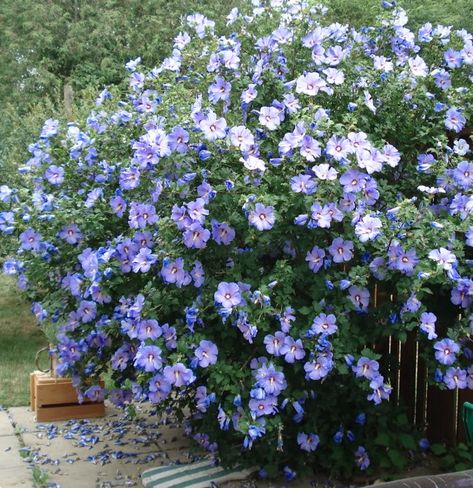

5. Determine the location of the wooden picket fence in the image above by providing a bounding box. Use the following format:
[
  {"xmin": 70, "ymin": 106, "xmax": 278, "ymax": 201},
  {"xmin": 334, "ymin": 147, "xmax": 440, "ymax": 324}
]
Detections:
[
  {"xmin": 374, "ymin": 333, "xmax": 473, "ymax": 445},
  {"xmin": 372, "ymin": 285, "xmax": 473, "ymax": 446}
]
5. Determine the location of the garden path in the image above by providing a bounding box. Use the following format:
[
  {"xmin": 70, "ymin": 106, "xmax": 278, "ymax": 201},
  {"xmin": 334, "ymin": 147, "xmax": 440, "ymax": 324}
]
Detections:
[{"xmin": 0, "ymin": 402, "xmax": 367, "ymax": 488}]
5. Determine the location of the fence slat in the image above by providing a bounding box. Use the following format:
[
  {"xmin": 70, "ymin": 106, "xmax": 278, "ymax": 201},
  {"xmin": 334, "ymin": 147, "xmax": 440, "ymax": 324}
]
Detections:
[
  {"xmin": 399, "ymin": 333, "xmax": 417, "ymax": 424},
  {"xmin": 414, "ymin": 346, "xmax": 428, "ymax": 430},
  {"xmin": 426, "ymin": 387, "xmax": 457, "ymax": 445}
]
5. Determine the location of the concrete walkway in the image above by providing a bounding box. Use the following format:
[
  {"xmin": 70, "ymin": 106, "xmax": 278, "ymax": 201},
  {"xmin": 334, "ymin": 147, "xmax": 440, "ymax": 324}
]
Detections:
[{"xmin": 1, "ymin": 403, "xmax": 195, "ymax": 488}]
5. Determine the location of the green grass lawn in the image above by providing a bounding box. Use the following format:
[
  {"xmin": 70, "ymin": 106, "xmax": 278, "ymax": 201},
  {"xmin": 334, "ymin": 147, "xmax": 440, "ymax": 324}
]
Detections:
[{"xmin": 0, "ymin": 275, "xmax": 48, "ymax": 406}]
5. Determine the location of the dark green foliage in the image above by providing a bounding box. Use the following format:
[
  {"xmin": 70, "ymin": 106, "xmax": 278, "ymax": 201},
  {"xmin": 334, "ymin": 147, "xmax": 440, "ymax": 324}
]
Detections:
[{"xmin": 0, "ymin": 0, "xmax": 243, "ymax": 185}]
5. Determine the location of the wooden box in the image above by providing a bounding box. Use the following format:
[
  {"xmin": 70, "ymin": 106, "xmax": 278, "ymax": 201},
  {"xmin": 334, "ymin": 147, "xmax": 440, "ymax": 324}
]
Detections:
[{"xmin": 30, "ymin": 371, "xmax": 105, "ymax": 422}]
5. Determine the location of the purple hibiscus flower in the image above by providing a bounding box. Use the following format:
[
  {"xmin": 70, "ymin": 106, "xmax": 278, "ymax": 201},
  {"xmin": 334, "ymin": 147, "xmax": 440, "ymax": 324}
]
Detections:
[
  {"xmin": 444, "ymin": 367, "xmax": 467, "ymax": 389},
  {"xmin": 339, "ymin": 169, "xmax": 367, "ymax": 193},
  {"xmin": 355, "ymin": 215, "xmax": 382, "ymax": 242},
  {"xmin": 445, "ymin": 108, "xmax": 466, "ymax": 133},
  {"xmin": 306, "ymin": 246, "xmax": 325, "ymax": 273},
  {"xmin": 229, "ymin": 125, "xmax": 255, "ymax": 152},
  {"xmin": 134, "ymin": 344, "xmax": 163, "ymax": 372},
  {"xmin": 328, "ymin": 237, "xmax": 354, "ymax": 263},
  {"xmin": 208, "ymin": 76, "xmax": 231, "ymax": 103},
  {"xmin": 168, "ymin": 126, "xmax": 189, "ymax": 154},
  {"xmin": 255, "ymin": 363, "xmax": 287, "ymax": 396},
  {"xmin": 59, "ymin": 224, "xmax": 82, "ymax": 244},
  {"xmin": 211, "ymin": 220, "xmax": 235, "ymax": 245},
  {"xmin": 311, "ymin": 313, "xmax": 338, "ymax": 335},
  {"xmin": 310, "ymin": 202, "xmax": 332, "ymax": 228},
  {"xmin": 352, "ymin": 357, "xmax": 379, "ymax": 380},
  {"xmin": 84, "ymin": 385, "xmax": 105, "ymax": 402},
  {"xmin": 348, "ymin": 286, "xmax": 370, "ymax": 311},
  {"xmin": 434, "ymin": 338, "xmax": 460, "ymax": 365},
  {"xmin": 428, "ymin": 247, "xmax": 457, "ymax": 271},
  {"xmin": 199, "ymin": 111, "xmax": 227, "ymax": 141},
  {"xmin": 419, "ymin": 312, "xmax": 437, "ymax": 340},
  {"xmin": 161, "ymin": 258, "xmax": 190, "ymax": 287},
  {"xmin": 183, "ymin": 223, "xmax": 211, "ymax": 249},
  {"xmin": 296, "ymin": 72, "xmax": 326, "ymax": 96},
  {"xmin": 111, "ymin": 345, "xmax": 130, "ymax": 371},
  {"xmin": 367, "ymin": 375, "xmax": 392, "ymax": 404},
  {"xmin": 248, "ymin": 203, "xmax": 275, "ymax": 231},
  {"xmin": 453, "ymin": 161, "xmax": 473, "ymax": 189},
  {"xmin": 258, "ymin": 106, "xmax": 282, "ymax": 131},
  {"xmin": 214, "ymin": 282, "xmax": 241, "ymax": 308},
  {"xmin": 110, "ymin": 195, "xmax": 127, "ymax": 217},
  {"xmin": 19, "ymin": 228, "xmax": 42, "ymax": 251},
  {"xmin": 186, "ymin": 198, "xmax": 209, "ymax": 224},
  {"xmin": 290, "ymin": 174, "xmax": 316, "ymax": 194},
  {"xmin": 162, "ymin": 324, "xmax": 177, "ymax": 349},
  {"xmin": 278, "ymin": 307, "xmax": 296, "ymax": 333},
  {"xmin": 133, "ymin": 231, "xmax": 153, "ymax": 248},
  {"xmin": 137, "ymin": 319, "xmax": 162, "ymax": 341},
  {"xmin": 300, "ymin": 135, "xmax": 321, "ymax": 161},
  {"xmin": 191, "ymin": 261, "xmax": 205, "ymax": 287},
  {"xmin": 264, "ymin": 331, "xmax": 286, "ymax": 356},
  {"xmin": 132, "ymin": 247, "xmax": 157, "ymax": 273},
  {"xmin": 128, "ymin": 202, "xmax": 158, "ymax": 229},
  {"xmin": 355, "ymin": 446, "xmax": 370, "ymax": 470},
  {"xmin": 119, "ymin": 166, "xmax": 141, "ymax": 190},
  {"xmin": 44, "ymin": 165, "xmax": 65, "ymax": 185},
  {"xmin": 249, "ymin": 396, "xmax": 278, "ymax": 417},
  {"xmin": 297, "ymin": 432, "xmax": 320, "ymax": 452},
  {"xmin": 163, "ymin": 363, "xmax": 195, "ymax": 387},
  {"xmin": 451, "ymin": 279, "xmax": 473, "ymax": 308},
  {"xmin": 171, "ymin": 204, "xmax": 191, "ymax": 230},
  {"xmin": 77, "ymin": 300, "xmax": 97, "ymax": 323},
  {"xmin": 40, "ymin": 118, "xmax": 59, "ymax": 138},
  {"xmin": 304, "ymin": 355, "xmax": 332, "ymax": 380},
  {"xmin": 149, "ymin": 374, "xmax": 172, "ymax": 394},
  {"xmin": 388, "ymin": 244, "xmax": 419, "ymax": 276},
  {"xmin": 194, "ymin": 340, "xmax": 218, "ymax": 367},
  {"xmin": 280, "ymin": 336, "xmax": 306, "ymax": 363}
]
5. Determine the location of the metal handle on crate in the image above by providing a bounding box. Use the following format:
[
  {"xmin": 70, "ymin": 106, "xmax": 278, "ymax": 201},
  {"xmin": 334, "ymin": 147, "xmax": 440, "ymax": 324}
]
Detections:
[{"xmin": 35, "ymin": 346, "xmax": 53, "ymax": 374}]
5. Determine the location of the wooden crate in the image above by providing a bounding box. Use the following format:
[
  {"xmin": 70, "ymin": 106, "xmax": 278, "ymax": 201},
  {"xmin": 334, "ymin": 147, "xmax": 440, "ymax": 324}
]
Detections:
[{"xmin": 30, "ymin": 371, "xmax": 105, "ymax": 422}]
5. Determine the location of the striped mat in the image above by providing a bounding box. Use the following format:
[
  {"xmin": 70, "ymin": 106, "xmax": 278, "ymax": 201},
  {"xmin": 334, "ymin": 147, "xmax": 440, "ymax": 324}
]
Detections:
[{"xmin": 141, "ymin": 459, "xmax": 256, "ymax": 487}]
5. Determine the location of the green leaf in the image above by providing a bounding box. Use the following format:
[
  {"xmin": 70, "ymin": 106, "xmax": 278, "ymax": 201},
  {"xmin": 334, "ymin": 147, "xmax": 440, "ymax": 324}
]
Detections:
[
  {"xmin": 298, "ymin": 306, "xmax": 312, "ymax": 315},
  {"xmin": 431, "ymin": 443, "xmax": 447, "ymax": 456},
  {"xmin": 399, "ymin": 433, "xmax": 417, "ymax": 450},
  {"xmin": 374, "ymin": 432, "xmax": 390, "ymax": 446},
  {"xmin": 387, "ymin": 449, "xmax": 406, "ymax": 469}
]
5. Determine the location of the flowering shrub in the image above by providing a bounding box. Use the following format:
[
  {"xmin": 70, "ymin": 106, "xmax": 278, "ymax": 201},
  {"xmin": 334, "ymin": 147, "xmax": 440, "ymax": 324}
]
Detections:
[{"xmin": 2, "ymin": 0, "xmax": 473, "ymax": 478}]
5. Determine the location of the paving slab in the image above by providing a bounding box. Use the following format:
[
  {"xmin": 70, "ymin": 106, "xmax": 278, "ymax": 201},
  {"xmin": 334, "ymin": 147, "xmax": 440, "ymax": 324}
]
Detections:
[
  {"xmin": 0, "ymin": 466, "xmax": 32, "ymax": 488},
  {"xmin": 0, "ymin": 410, "xmax": 14, "ymax": 437},
  {"xmin": 0, "ymin": 435, "xmax": 25, "ymax": 469},
  {"xmin": 8, "ymin": 406, "xmax": 50, "ymax": 434}
]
